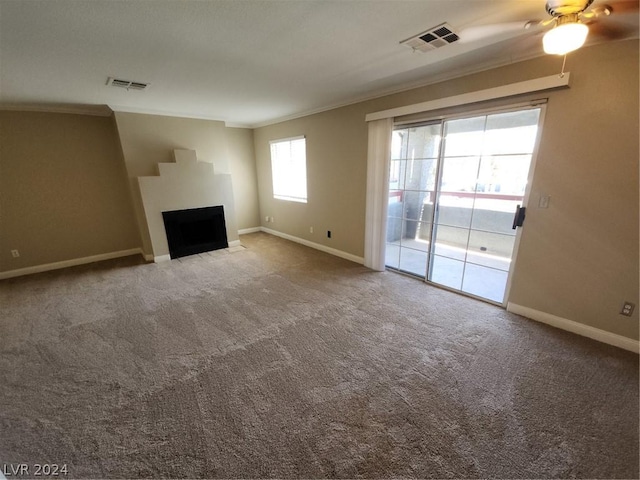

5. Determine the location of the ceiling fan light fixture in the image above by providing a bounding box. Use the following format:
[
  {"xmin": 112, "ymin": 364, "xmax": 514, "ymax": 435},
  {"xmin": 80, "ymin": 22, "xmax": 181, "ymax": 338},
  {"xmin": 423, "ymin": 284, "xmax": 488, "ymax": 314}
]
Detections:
[{"xmin": 543, "ymin": 21, "xmax": 589, "ymax": 55}]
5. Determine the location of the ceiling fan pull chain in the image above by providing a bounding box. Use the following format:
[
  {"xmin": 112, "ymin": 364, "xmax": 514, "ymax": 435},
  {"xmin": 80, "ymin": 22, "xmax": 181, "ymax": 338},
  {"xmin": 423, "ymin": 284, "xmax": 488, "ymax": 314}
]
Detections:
[{"xmin": 559, "ymin": 54, "xmax": 568, "ymax": 78}]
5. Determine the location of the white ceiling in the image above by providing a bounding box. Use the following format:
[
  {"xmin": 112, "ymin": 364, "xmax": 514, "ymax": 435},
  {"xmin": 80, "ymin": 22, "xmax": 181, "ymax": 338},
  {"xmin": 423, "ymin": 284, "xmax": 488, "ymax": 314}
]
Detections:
[{"xmin": 0, "ymin": 0, "xmax": 637, "ymax": 127}]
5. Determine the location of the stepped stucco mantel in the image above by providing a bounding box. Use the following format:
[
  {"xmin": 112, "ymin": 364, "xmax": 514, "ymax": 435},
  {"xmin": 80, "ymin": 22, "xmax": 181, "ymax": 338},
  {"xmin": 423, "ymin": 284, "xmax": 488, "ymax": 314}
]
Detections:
[{"xmin": 138, "ymin": 149, "xmax": 240, "ymax": 262}]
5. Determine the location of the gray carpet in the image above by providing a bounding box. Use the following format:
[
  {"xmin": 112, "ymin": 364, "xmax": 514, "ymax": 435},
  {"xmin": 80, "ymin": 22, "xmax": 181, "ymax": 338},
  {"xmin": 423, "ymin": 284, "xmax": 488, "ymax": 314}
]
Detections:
[{"xmin": 1, "ymin": 232, "xmax": 638, "ymax": 479}]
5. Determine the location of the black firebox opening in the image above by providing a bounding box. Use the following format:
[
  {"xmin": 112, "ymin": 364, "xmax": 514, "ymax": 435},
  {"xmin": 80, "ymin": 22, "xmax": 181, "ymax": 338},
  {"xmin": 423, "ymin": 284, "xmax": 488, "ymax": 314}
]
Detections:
[{"xmin": 162, "ymin": 206, "xmax": 228, "ymax": 259}]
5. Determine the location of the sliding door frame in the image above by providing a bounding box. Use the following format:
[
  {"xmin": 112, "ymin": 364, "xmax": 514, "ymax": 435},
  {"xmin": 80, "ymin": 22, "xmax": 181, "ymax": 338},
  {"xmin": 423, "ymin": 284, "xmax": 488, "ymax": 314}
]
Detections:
[{"xmin": 389, "ymin": 100, "xmax": 548, "ymax": 307}]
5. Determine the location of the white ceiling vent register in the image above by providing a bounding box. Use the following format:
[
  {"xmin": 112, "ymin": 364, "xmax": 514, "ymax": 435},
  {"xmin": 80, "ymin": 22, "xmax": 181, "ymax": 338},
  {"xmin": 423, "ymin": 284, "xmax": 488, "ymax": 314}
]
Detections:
[
  {"xmin": 401, "ymin": 23, "xmax": 460, "ymax": 52},
  {"xmin": 106, "ymin": 77, "xmax": 150, "ymax": 90}
]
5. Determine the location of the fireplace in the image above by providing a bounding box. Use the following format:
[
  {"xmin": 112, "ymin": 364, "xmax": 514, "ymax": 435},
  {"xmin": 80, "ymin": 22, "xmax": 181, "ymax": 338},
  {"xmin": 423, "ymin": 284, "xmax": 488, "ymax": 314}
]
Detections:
[
  {"xmin": 137, "ymin": 149, "xmax": 239, "ymax": 262},
  {"xmin": 162, "ymin": 206, "xmax": 228, "ymax": 259}
]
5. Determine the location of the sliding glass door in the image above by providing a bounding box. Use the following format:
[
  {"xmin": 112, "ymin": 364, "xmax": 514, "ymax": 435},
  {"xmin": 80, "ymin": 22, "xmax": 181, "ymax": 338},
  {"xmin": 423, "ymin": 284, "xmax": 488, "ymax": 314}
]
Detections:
[
  {"xmin": 386, "ymin": 123, "xmax": 440, "ymax": 276},
  {"xmin": 385, "ymin": 107, "xmax": 542, "ymax": 304}
]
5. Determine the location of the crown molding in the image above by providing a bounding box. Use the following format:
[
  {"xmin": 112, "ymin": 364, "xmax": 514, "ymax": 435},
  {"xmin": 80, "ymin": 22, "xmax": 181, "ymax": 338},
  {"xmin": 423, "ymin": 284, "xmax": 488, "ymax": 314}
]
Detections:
[{"xmin": 0, "ymin": 103, "xmax": 113, "ymax": 117}]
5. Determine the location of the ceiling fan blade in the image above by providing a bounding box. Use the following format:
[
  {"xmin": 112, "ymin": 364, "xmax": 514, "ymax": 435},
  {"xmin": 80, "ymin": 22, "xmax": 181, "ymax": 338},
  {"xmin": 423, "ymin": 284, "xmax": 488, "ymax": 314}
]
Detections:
[
  {"xmin": 588, "ymin": 19, "xmax": 638, "ymax": 39},
  {"xmin": 583, "ymin": 0, "xmax": 638, "ymax": 17},
  {"xmin": 458, "ymin": 21, "xmax": 538, "ymax": 43},
  {"xmin": 606, "ymin": 0, "xmax": 640, "ymax": 14}
]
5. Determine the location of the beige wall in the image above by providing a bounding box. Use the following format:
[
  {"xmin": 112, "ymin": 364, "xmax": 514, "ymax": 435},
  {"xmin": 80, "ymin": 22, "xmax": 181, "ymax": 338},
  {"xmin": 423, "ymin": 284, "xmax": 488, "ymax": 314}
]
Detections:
[
  {"xmin": 253, "ymin": 39, "xmax": 639, "ymax": 341},
  {"xmin": 114, "ymin": 113, "xmax": 259, "ymax": 256},
  {"xmin": 254, "ymin": 108, "xmax": 369, "ymax": 256},
  {"xmin": 0, "ymin": 111, "xmax": 141, "ymax": 272},
  {"xmin": 226, "ymin": 127, "xmax": 260, "ymax": 230},
  {"xmin": 508, "ymin": 40, "xmax": 639, "ymax": 341}
]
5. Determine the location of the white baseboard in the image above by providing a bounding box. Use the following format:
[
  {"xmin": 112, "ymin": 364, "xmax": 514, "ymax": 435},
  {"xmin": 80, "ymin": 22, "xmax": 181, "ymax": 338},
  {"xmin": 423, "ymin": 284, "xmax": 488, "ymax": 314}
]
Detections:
[
  {"xmin": 260, "ymin": 227, "xmax": 364, "ymax": 265},
  {"xmin": 143, "ymin": 253, "xmax": 155, "ymax": 262},
  {"xmin": 0, "ymin": 248, "xmax": 144, "ymax": 280},
  {"xmin": 238, "ymin": 227, "xmax": 261, "ymax": 235},
  {"xmin": 228, "ymin": 240, "xmax": 242, "ymax": 248},
  {"xmin": 507, "ymin": 302, "xmax": 639, "ymax": 354}
]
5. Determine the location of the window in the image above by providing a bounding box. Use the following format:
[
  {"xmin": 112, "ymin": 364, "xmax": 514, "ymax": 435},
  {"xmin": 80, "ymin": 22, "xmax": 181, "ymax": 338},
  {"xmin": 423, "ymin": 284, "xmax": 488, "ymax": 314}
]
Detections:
[{"xmin": 270, "ymin": 136, "xmax": 307, "ymax": 203}]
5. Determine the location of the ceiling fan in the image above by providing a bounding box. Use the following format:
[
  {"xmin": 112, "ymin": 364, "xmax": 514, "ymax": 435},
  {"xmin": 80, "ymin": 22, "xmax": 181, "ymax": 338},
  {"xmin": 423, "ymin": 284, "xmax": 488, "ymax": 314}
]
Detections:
[{"xmin": 460, "ymin": 0, "xmax": 640, "ymax": 55}]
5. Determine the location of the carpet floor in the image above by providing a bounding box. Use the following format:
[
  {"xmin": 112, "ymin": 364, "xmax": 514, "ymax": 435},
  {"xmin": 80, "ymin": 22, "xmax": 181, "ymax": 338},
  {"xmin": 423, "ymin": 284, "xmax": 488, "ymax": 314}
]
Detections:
[{"xmin": 1, "ymin": 232, "xmax": 638, "ymax": 479}]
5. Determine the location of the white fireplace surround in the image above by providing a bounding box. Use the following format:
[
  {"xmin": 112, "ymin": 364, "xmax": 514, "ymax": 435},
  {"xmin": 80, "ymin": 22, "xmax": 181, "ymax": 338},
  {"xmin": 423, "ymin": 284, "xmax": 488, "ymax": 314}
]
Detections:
[{"xmin": 138, "ymin": 149, "xmax": 240, "ymax": 262}]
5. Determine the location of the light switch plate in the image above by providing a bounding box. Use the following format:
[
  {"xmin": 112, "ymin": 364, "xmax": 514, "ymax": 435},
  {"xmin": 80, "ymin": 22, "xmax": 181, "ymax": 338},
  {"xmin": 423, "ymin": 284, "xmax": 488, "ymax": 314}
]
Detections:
[{"xmin": 538, "ymin": 195, "xmax": 550, "ymax": 209}]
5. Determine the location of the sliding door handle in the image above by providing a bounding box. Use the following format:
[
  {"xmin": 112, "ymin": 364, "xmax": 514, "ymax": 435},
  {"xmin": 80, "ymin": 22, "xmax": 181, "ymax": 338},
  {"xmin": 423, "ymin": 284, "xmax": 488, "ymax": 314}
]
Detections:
[{"xmin": 512, "ymin": 205, "xmax": 526, "ymax": 229}]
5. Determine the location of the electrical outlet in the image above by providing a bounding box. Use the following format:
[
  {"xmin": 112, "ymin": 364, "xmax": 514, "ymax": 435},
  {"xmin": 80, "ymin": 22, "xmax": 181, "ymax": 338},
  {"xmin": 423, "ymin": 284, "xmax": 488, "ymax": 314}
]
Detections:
[
  {"xmin": 620, "ymin": 302, "xmax": 635, "ymax": 317},
  {"xmin": 270, "ymin": 217, "xmax": 275, "ymax": 223},
  {"xmin": 11, "ymin": 249, "xmax": 20, "ymax": 258},
  {"xmin": 310, "ymin": 227, "xmax": 313, "ymax": 233},
  {"xmin": 265, "ymin": 216, "xmax": 269, "ymax": 222}
]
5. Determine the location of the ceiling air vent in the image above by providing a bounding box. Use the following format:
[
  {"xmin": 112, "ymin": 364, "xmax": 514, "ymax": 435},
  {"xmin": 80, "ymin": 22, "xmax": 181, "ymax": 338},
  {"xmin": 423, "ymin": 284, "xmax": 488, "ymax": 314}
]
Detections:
[
  {"xmin": 106, "ymin": 77, "xmax": 150, "ymax": 91},
  {"xmin": 401, "ymin": 23, "xmax": 460, "ymax": 53}
]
